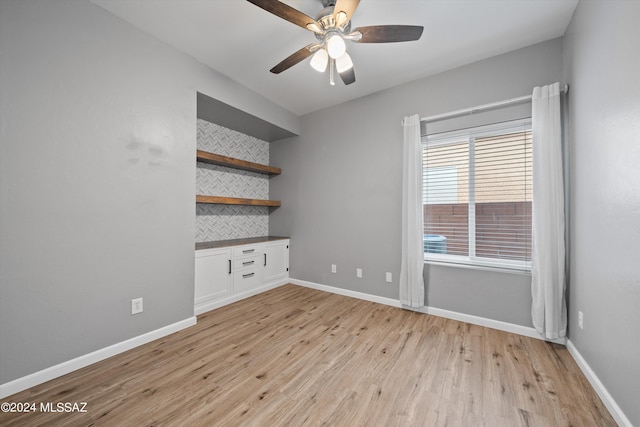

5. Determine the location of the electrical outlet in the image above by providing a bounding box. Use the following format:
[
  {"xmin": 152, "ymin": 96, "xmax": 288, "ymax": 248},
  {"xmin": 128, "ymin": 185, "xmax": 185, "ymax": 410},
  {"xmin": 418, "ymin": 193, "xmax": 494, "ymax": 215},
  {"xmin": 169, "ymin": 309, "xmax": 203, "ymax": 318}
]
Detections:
[
  {"xmin": 132, "ymin": 297, "xmax": 143, "ymax": 315},
  {"xmin": 356, "ymin": 268, "xmax": 363, "ymax": 278},
  {"xmin": 331, "ymin": 264, "xmax": 337, "ymax": 273},
  {"xmin": 578, "ymin": 311, "xmax": 583, "ymax": 330},
  {"xmin": 386, "ymin": 272, "xmax": 392, "ymax": 283}
]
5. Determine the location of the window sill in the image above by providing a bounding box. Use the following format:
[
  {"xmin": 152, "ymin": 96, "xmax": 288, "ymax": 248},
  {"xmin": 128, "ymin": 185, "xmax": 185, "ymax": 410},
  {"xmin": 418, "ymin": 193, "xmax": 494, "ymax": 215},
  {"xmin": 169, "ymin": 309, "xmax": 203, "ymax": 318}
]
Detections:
[{"xmin": 424, "ymin": 258, "xmax": 531, "ymax": 276}]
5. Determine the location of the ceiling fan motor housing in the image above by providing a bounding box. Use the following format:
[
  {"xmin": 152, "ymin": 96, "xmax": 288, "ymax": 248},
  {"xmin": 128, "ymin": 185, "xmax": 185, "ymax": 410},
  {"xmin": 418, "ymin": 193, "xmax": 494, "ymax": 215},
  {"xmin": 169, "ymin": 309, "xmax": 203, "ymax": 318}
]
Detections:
[{"xmin": 315, "ymin": 6, "xmax": 351, "ymax": 39}]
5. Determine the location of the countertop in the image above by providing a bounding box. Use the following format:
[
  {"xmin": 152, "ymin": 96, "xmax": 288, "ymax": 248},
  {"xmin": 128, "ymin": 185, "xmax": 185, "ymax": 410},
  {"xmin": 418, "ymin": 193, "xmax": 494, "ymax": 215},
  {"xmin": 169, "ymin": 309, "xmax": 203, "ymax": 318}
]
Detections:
[{"xmin": 195, "ymin": 236, "xmax": 289, "ymax": 251}]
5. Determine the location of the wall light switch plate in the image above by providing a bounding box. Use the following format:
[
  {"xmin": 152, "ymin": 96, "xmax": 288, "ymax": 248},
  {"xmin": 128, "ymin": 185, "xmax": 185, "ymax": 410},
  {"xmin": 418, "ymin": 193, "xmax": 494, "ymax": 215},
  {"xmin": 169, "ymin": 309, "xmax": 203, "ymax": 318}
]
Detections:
[{"xmin": 132, "ymin": 297, "xmax": 143, "ymax": 315}]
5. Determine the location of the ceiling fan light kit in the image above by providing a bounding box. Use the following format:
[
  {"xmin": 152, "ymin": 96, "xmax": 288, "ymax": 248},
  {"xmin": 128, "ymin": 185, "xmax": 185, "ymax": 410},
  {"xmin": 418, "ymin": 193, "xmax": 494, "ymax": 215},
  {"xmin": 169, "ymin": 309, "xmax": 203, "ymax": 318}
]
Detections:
[
  {"xmin": 326, "ymin": 34, "xmax": 346, "ymax": 59},
  {"xmin": 310, "ymin": 48, "xmax": 329, "ymax": 72},
  {"xmin": 247, "ymin": 0, "xmax": 424, "ymax": 86},
  {"xmin": 335, "ymin": 52, "xmax": 353, "ymax": 73}
]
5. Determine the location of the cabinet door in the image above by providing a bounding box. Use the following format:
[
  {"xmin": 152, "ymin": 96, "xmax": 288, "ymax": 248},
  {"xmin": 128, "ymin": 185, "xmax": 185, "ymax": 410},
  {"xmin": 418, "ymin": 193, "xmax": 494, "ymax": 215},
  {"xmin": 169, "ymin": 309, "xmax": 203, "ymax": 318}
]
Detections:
[
  {"xmin": 263, "ymin": 240, "xmax": 289, "ymax": 283},
  {"xmin": 195, "ymin": 248, "xmax": 232, "ymax": 305}
]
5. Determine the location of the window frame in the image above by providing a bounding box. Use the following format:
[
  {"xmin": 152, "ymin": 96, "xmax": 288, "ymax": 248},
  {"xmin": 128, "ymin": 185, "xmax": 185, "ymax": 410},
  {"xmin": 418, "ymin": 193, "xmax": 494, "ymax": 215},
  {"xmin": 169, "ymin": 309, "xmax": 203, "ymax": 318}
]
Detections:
[{"xmin": 422, "ymin": 118, "xmax": 533, "ymax": 272}]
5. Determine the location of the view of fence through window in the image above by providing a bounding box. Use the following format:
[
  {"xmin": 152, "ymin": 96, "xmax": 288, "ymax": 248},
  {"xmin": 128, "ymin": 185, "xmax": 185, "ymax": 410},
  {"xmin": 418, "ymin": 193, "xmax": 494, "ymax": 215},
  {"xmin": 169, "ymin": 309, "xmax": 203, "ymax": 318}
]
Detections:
[{"xmin": 423, "ymin": 126, "xmax": 532, "ymax": 264}]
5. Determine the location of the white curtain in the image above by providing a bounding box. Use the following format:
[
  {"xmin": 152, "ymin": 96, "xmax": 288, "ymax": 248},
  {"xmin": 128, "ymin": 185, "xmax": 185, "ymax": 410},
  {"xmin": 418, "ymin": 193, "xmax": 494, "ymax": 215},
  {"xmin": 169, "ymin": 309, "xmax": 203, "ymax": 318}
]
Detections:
[
  {"xmin": 399, "ymin": 114, "xmax": 425, "ymax": 308},
  {"xmin": 531, "ymin": 82, "xmax": 566, "ymax": 339}
]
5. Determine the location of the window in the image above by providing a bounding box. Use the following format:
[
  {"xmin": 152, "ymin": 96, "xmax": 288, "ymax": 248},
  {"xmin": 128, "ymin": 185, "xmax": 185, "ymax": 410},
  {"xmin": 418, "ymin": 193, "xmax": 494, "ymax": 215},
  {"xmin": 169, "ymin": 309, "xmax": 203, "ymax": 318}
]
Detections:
[{"xmin": 422, "ymin": 119, "xmax": 532, "ymax": 270}]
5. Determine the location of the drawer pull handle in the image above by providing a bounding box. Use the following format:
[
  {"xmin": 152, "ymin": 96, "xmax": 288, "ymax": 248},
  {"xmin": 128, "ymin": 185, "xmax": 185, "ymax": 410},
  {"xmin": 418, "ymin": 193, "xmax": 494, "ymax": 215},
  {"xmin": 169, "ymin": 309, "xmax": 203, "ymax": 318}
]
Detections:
[
  {"xmin": 242, "ymin": 249, "xmax": 255, "ymax": 254},
  {"xmin": 228, "ymin": 259, "xmax": 231, "ymax": 275},
  {"xmin": 242, "ymin": 272, "xmax": 255, "ymax": 279},
  {"xmin": 242, "ymin": 260, "xmax": 255, "ymax": 266}
]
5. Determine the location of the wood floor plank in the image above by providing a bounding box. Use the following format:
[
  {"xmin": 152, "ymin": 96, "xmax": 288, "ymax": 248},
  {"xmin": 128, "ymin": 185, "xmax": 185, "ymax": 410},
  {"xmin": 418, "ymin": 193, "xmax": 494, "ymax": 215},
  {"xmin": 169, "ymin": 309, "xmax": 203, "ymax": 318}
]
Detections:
[{"xmin": 0, "ymin": 284, "xmax": 616, "ymax": 426}]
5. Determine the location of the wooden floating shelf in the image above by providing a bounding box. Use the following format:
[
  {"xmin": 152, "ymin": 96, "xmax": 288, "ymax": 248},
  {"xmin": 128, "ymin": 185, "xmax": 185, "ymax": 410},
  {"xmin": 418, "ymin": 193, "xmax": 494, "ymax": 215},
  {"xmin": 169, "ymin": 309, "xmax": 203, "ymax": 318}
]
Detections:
[
  {"xmin": 196, "ymin": 195, "xmax": 281, "ymax": 207},
  {"xmin": 196, "ymin": 150, "xmax": 281, "ymax": 176}
]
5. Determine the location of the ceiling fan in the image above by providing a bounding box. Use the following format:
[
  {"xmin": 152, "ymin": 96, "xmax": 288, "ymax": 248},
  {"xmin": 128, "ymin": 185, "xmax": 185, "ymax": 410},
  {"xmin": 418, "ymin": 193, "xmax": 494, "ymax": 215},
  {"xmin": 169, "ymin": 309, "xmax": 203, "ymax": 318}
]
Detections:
[{"xmin": 246, "ymin": 0, "xmax": 424, "ymax": 86}]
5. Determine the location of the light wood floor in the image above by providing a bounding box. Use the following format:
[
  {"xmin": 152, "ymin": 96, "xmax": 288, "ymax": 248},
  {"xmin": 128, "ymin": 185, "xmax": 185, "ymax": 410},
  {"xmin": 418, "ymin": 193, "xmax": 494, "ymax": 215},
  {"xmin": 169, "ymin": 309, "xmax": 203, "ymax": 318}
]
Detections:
[{"xmin": 1, "ymin": 284, "xmax": 615, "ymax": 426}]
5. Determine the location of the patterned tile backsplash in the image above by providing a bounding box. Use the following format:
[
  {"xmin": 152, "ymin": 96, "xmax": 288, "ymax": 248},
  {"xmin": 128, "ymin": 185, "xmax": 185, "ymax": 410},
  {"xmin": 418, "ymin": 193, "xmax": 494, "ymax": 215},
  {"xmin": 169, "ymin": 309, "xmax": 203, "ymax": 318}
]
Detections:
[
  {"xmin": 196, "ymin": 204, "xmax": 269, "ymax": 242},
  {"xmin": 196, "ymin": 119, "xmax": 270, "ymax": 242},
  {"xmin": 197, "ymin": 118, "xmax": 269, "ymax": 163}
]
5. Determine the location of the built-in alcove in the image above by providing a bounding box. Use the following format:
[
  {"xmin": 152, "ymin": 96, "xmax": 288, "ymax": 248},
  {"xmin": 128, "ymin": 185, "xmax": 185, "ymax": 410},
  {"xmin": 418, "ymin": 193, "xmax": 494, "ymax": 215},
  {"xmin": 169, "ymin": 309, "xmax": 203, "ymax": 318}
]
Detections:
[{"xmin": 195, "ymin": 92, "xmax": 294, "ymax": 243}]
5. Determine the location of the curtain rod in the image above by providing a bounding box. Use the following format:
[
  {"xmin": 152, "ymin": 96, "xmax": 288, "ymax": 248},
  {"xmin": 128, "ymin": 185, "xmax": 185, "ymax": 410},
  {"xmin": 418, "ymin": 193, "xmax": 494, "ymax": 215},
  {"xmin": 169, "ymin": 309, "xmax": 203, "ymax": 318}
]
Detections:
[{"xmin": 419, "ymin": 84, "xmax": 569, "ymax": 124}]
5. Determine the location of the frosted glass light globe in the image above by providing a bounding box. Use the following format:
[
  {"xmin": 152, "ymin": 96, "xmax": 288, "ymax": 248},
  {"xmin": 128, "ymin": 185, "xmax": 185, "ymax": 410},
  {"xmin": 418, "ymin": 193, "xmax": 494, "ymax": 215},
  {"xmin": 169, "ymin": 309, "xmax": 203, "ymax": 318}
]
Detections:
[
  {"xmin": 326, "ymin": 35, "xmax": 346, "ymax": 59},
  {"xmin": 310, "ymin": 48, "xmax": 329, "ymax": 72},
  {"xmin": 335, "ymin": 52, "xmax": 353, "ymax": 73}
]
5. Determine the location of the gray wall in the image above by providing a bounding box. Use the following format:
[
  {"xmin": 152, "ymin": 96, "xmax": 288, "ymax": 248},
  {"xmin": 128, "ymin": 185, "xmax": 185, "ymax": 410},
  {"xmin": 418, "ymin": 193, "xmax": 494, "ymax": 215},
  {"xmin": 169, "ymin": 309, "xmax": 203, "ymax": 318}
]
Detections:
[
  {"xmin": 563, "ymin": 1, "xmax": 640, "ymax": 424},
  {"xmin": 271, "ymin": 38, "xmax": 563, "ymax": 327},
  {"xmin": 0, "ymin": 0, "xmax": 299, "ymax": 384}
]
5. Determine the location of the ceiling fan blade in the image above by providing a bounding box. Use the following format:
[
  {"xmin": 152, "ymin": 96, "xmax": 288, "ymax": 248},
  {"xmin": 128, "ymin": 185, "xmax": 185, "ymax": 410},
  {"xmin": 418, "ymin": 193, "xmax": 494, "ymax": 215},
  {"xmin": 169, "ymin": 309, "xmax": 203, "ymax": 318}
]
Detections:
[
  {"xmin": 246, "ymin": 0, "xmax": 324, "ymax": 33},
  {"xmin": 270, "ymin": 44, "xmax": 320, "ymax": 74},
  {"xmin": 333, "ymin": 0, "xmax": 360, "ymax": 28},
  {"xmin": 339, "ymin": 67, "xmax": 356, "ymax": 86},
  {"xmin": 352, "ymin": 25, "xmax": 424, "ymax": 43}
]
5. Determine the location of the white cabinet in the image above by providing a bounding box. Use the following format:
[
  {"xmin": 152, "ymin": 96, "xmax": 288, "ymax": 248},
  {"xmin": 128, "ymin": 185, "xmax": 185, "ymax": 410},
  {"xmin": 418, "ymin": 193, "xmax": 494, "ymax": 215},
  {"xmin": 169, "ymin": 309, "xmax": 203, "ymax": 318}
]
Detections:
[
  {"xmin": 233, "ymin": 269, "xmax": 262, "ymax": 293},
  {"xmin": 233, "ymin": 244, "xmax": 261, "ymax": 258},
  {"xmin": 194, "ymin": 248, "xmax": 232, "ymax": 309},
  {"xmin": 263, "ymin": 240, "xmax": 289, "ymax": 283},
  {"xmin": 232, "ymin": 245, "xmax": 263, "ymax": 294},
  {"xmin": 233, "ymin": 253, "xmax": 262, "ymax": 271},
  {"xmin": 195, "ymin": 238, "xmax": 289, "ymax": 315}
]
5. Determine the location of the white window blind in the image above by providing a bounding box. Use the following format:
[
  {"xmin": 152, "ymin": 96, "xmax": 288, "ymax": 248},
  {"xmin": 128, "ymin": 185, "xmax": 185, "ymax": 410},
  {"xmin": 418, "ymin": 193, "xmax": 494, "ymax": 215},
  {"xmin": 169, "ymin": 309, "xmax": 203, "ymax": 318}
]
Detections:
[{"xmin": 423, "ymin": 119, "xmax": 532, "ymax": 270}]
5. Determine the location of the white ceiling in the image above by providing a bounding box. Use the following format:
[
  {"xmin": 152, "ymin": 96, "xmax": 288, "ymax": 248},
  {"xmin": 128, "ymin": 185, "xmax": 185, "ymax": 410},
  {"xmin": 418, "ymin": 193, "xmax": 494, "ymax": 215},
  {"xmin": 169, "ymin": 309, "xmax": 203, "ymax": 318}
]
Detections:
[{"xmin": 92, "ymin": 0, "xmax": 578, "ymax": 116}]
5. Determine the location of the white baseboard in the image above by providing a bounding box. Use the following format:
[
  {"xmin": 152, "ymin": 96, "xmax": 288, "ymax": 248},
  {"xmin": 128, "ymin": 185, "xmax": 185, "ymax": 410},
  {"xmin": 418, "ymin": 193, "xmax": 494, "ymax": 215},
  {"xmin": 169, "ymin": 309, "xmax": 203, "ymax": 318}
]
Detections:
[
  {"xmin": 1, "ymin": 278, "xmax": 289, "ymax": 399},
  {"xmin": 567, "ymin": 340, "xmax": 632, "ymax": 427},
  {"xmin": 194, "ymin": 278, "xmax": 289, "ymax": 315},
  {"xmin": 292, "ymin": 279, "xmax": 634, "ymax": 423},
  {"xmin": 415, "ymin": 305, "xmax": 566, "ymax": 345},
  {"xmin": 3, "ymin": 280, "xmax": 627, "ymax": 427},
  {"xmin": 290, "ymin": 278, "xmax": 403, "ymax": 308},
  {"xmin": 290, "ymin": 278, "xmax": 564, "ymax": 345},
  {"xmin": 0, "ymin": 316, "xmax": 197, "ymax": 399}
]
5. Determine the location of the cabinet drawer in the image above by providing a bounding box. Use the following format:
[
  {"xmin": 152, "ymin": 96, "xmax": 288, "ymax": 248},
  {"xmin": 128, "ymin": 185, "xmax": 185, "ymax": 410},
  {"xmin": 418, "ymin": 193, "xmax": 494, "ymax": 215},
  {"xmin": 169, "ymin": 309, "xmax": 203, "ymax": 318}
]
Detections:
[
  {"xmin": 233, "ymin": 245, "xmax": 261, "ymax": 257},
  {"xmin": 233, "ymin": 268, "xmax": 262, "ymax": 293},
  {"xmin": 233, "ymin": 254, "xmax": 262, "ymax": 271}
]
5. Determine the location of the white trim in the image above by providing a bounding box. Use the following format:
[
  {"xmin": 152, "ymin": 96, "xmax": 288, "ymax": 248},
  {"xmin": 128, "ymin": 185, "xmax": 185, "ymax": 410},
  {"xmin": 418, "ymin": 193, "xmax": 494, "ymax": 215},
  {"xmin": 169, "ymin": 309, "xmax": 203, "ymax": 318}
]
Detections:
[
  {"xmin": 3, "ymin": 279, "xmax": 625, "ymax": 426},
  {"xmin": 425, "ymin": 118, "xmax": 532, "ymax": 142},
  {"xmin": 290, "ymin": 278, "xmax": 402, "ymax": 308},
  {"xmin": 468, "ymin": 135, "xmax": 476, "ymax": 256},
  {"xmin": 425, "ymin": 259, "xmax": 531, "ymax": 276},
  {"xmin": 2, "ymin": 277, "xmax": 291, "ymax": 398},
  {"xmin": 194, "ymin": 278, "xmax": 289, "ymax": 315},
  {"xmin": 425, "ymin": 252, "xmax": 532, "ymax": 272},
  {"xmin": 412, "ymin": 305, "xmax": 565, "ymax": 345},
  {"xmin": 0, "ymin": 316, "xmax": 196, "ymax": 399},
  {"xmin": 423, "ymin": 119, "xmax": 534, "ymax": 273},
  {"xmin": 566, "ymin": 340, "xmax": 632, "ymax": 427},
  {"xmin": 290, "ymin": 278, "xmax": 564, "ymax": 344}
]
